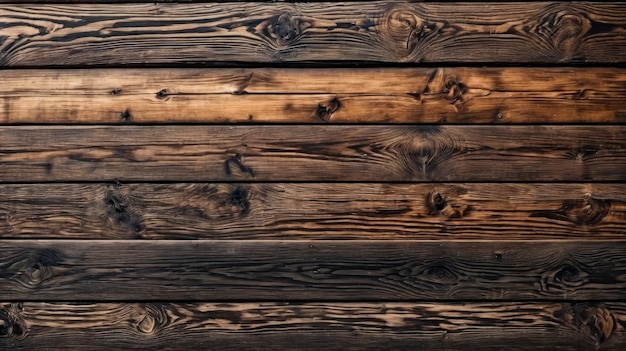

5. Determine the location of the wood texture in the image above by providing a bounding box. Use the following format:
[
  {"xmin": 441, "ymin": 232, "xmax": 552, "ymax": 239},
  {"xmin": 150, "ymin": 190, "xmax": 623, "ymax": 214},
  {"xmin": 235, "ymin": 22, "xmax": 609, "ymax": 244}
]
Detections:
[
  {"xmin": 2, "ymin": 67, "xmax": 626, "ymax": 124},
  {"xmin": 2, "ymin": 240, "xmax": 626, "ymax": 301},
  {"xmin": 2, "ymin": 301, "xmax": 626, "ymax": 350},
  {"xmin": 1, "ymin": 2, "xmax": 626, "ymax": 66},
  {"xmin": 0, "ymin": 125, "xmax": 624, "ymax": 182},
  {"xmin": 1, "ymin": 183, "xmax": 625, "ymax": 240}
]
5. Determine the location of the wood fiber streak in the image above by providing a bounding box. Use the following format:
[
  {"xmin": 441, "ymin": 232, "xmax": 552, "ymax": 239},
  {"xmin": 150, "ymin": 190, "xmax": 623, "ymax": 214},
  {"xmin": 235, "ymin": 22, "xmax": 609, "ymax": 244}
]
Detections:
[
  {"xmin": 0, "ymin": 126, "xmax": 624, "ymax": 182},
  {"xmin": 1, "ymin": 2, "xmax": 626, "ymax": 66},
  {"xmin": 0, "ymin": 183, "xmax": 624, "ymax": 240},
  {"xmin": 1, "ymin": 302, "xmax": 625, "ymax": 350},
  {"xmin": 1, "ymin": 68, "xmax": 625, "ymax": 124},
  {"xmin": 1, "ymin": 240, "xmax": 626, "ymax": 301}
]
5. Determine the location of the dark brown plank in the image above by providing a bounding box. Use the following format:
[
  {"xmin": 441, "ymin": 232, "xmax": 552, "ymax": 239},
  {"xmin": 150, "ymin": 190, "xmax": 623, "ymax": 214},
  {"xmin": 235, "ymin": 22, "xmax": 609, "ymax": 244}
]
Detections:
[
  {"xmin": 2, "ymin": 68, "xmax": 625, "ymax": 124},
  {"xmin": 1, "ymin": 183, "xmax": 625, "ymax": 240},
  {"xmin": 1, "ymin": 2, "xmax": 625, "ymax": 66},
  {"xmin": 0, "ymin": 126, "xmax": 624, "ymax": 182},
  {"xmin": 2, "ymin": 301, "xmax": 625, "ymax": 350},
  {"xmin": 2, "ymin": 240, "xmax": 626, "ymax": 300}
]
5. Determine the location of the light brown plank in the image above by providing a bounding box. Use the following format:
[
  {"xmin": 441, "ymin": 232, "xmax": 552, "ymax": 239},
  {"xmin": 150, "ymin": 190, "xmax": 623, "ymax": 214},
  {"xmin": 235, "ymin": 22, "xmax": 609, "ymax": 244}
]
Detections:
[
  {"xmin": 1, "ymin": 183, "xmax": 625, "ymax": 240},
  {"xmin": 1, "ymin": 68, "xmax": 625, "ymax": 124},
  {"xmin": 0, "ymin": 126, "xmax": 624, "ymax": 182},
  {"xmin": 1, "ymin": 2, "xmax": 625, "ymax": 66},
  {"xmin": 1, "ymin": 301, "xmax": 625, "ymax": 350},
  {"xmin": 1, "ymin": 240, "xmax": 626, "ymax": 300}
]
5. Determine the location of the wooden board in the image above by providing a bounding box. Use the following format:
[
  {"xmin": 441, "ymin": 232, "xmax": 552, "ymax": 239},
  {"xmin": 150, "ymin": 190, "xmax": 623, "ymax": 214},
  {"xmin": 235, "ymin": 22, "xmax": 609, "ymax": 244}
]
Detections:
[
  {"xmin": 1, "ymin": 2, "xmax": 626, "ymax": 66},
  {"xmin": 1, "ymin": 183, "xmax": 625, "ymax": 240},
  {"xmin": 2, "ymin": 240, "xmax": 626, "ymax": 301},
  {"xmin": 2, "ymin": 67, "xmax": 625, "ymax": 124},
  {"xmin": 0, "ymin": 125, "xmax": 624, "ymax": 182},
  {"xmin": 2, "ymin": 301, "xmax": 625, "ymax": 350}
]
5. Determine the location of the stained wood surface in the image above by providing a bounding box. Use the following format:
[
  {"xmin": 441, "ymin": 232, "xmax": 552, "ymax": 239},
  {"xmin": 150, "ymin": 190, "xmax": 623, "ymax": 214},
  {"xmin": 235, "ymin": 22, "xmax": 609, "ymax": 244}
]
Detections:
[
  {"xmin": 1, "ymin": 1, "xmax": 625, "ymax": 349},
  {"xmin": 1, "ymin": 301, "xmax": 625, "ymax": 350},
  {"xmin": 1, "ymin": 2, "xmax": 626, "ymax": 66},
  {"xmin": 2, "ymin": 67, "xmax": 625, "ymax": 124},
  {"xmin": 1, "ymin": 183, "xmax": 625, "ymax": 240},
  {"xmin": 0, "ymin": 125, "xmax": 624, "ymax": 182},
  {"xmin": 2, "ymin": 240, "xmax": 626, "ymax": 301}
]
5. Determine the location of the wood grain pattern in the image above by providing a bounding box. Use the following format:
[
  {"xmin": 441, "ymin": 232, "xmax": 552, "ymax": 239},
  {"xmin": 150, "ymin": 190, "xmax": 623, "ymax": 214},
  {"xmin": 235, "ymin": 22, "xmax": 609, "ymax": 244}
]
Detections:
[
  {"xmin": 2, "ymin": 301, "xmax": 625, "ymax": 350},
  {"xmin": 2, "ymin": 240, "xmax": 626, "ymax": 301},
  {"xmin": 0, "ymin": 125, "xmax": 624, "ymax": 182},
  {"xmin": 2, "ymin": 67, "xmax": 625, "ymax": 124},
  {"xmin": 2, "ymin": 0, "xmax": 625, "ymax": 350},
  {"xmin": 1, "ymin": 2, "xmax": 626, "ymax": 66},
  {"xmin": 1, "ymin": 183, "xmax": 624, "ymax": 240}
]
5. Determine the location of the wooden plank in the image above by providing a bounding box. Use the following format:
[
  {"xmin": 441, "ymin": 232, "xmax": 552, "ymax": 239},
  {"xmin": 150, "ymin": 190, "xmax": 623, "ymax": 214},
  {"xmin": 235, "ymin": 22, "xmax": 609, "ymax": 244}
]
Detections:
[
  {"xmin": 2, "ymin": 302, "xmax": 625, "ymax": 350},
  {"xmin": 2, "ymin": 68, "xmax": 625, "ymax": 124},
  {"xmin": 1, "ymin": 2, "xmax": 626, "ymax": 66},
  {"xmin": 2, "ymin": 240, "xmax": 626, "ymax": 300},
  {"xmin": 0, "ymin": 126, "xmax": 624, "ymax": 182},
  {"xmin": 1, "ymin": 183, "xmax": 625, "ymax": 240}
]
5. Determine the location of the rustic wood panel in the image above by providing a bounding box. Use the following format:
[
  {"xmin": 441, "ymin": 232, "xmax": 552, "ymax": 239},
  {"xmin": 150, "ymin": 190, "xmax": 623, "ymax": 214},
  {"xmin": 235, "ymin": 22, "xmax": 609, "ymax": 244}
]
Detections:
[
  {"xmin": 1, "ymin": 301, "xmax": 625, "ymax": 350},
  {"xmin": 1, "ymin": 183, "xmax": 625, "ymax": 240},
  {"xmin": 2, "ymin": 67, "xmax": 625, "ymax": 124},
  {"xmin": 2, "ymin": 2, "xmax": 626, "ymax": 66},
  {"xmin": 0, "ymin": 126, "xmax": 624, "ymax": 182},
  {"xmin": 2, "ymin": 240, "xmax": 626, "ymax": 301}
]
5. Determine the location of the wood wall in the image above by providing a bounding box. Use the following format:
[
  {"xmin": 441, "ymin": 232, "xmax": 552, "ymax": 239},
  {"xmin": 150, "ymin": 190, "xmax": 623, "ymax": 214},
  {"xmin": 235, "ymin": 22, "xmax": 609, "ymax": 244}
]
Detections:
[{"xmin": 1, "ymin": 0, "xmax": 626, "ymax": 349}]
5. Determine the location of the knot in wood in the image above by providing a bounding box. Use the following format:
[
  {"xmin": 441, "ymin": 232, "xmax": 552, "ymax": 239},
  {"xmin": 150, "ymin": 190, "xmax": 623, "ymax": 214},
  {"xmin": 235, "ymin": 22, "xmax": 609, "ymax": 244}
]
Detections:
[
  {"xmin": 420, "ymin": 264, "xmax": 459, "ymax": 284},
  {"xmin": 11, "ymin": 249, "xmax": 63, "ymax": 288},
  {"xmin": 530, "ymin": 196, "xmax": 610, "ymax": 226},
  {"xmin": 120, "ymin": 109, "xmax": 132, "ymax": 122},
  {"xmin": 104, "ymin": 187, "xmax": 145, "ymax": 234},
  {"xmin": 0, "ymin": 304, "xmax": 26, "ymax": 340},
  {"xmin": 381, "ymin": 5, "xmax": 425, "ymax": 60},
  {"xmin": 554, "ymin": 265, "xmax": 584, "ymax": 285},
  {"xmin": 442, "ymin": 76, "xmax": 467, "ymax": 104},
  {"xmin": 543, "ymin": 261, "xmax": 590, "ymax": 292},
  {"xmin": 537, "ymin": 7, "xmax": 591, "ymax": 58},
  {"xmin": 401, "ymin": 126, "xmax": 457, "ymax": 181},
  {"xmin": 315, "ymin": 97, "xmax": 342, "ymax": 122},
  {"xmin": 557, "ymin": 303, "xmax": 616, "ymax": 346},
  {"xmin": 564, "ymin": 197, "xmax": 610, "ymax": 226},
  {"xmin": 574, "ymin": 145, "xmax": 599, "ymax": 161},
  {"xmin": 155, "ymin": 89, "xmax": 169, "ymax": 100},
  {"xmin": 228, "ymin": 186, "xmax": 250, "ymax": 216},
  {"xmin": 133, "ymin": 304, "xmax": 169, "ymax": 335},
  {"xmin": 0, "ymin": 309, "xmax": 11, "ymax": 338},
  {"xmin": 425, "ymin": 190, "xmax": 469, "ymax": 218},
  {"xmin": 427, "ymin": 192, "xmax": 447, "ymax": 213},
  {"xmin": 224, "ymin": 153, "xmax": 255, "ymax": 178},
  {"xmin": 268, "ymin": 13, "xmax": 302, "ymax": 46}
]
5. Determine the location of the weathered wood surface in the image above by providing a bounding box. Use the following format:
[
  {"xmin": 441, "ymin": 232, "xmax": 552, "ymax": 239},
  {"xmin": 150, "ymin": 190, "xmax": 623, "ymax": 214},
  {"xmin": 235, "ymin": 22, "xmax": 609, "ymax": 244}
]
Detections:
[
  {"xmin": 1, "ymin": 301, "xmax": 625, "ymax": 350},
  {"xmin": 1, "ymin": 183, "xmax": 625, "ymax": 240},
  {"xmin": 2, "ymin": 2, "xmax": 626, "ymax": 66},
  {"xmin": 2, "ymin": 240, "xmax": 626, "ymax": 301},
  {"xmin": 0, "ymin": 126, "xmax": 624, "ymax": 182},
  {"xmin": 2, "ymin": 67, "xmax": 625, "ymax": 124}
]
